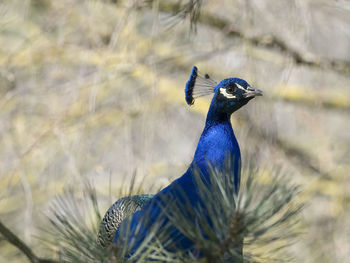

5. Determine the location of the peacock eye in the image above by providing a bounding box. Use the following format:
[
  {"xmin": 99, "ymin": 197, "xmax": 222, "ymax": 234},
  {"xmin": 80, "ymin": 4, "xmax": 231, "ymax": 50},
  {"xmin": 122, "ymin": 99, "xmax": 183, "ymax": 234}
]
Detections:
[{"xmin": 226, "ymin": 85, "xmax": 236, "ymax": 94}]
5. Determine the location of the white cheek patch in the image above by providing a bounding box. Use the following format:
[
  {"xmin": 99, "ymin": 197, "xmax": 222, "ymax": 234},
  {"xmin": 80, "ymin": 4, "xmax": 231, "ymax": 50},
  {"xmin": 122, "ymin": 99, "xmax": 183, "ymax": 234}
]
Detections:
[{"xmin": 220, "ymin": 88, "xmax": 236, "ymax": 99}]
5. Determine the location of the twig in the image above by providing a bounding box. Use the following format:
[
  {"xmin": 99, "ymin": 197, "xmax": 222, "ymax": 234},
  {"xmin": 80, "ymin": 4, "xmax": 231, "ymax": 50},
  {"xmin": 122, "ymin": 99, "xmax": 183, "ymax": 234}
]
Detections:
[
  {"xmin": 214, "ymin": 211, "xmax": 244, "ymax": 263},
  {"xmin": 0, "ymin": 220, "xmax": 59, "ymax": 263}
]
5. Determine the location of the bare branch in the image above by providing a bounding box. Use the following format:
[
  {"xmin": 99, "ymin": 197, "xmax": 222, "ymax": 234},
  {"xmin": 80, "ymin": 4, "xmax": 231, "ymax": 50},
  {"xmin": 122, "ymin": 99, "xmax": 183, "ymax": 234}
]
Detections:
[
  {"xmin": 154, "ymin": 0, "xmax": 350, "ymax": 76},
  {"xmin": 0, "ymin": 220, "xmax": 58, "ymax": 263},
  {"xmin": 240, "ymin": 110, "xmax": 327, "ymax": 177}
]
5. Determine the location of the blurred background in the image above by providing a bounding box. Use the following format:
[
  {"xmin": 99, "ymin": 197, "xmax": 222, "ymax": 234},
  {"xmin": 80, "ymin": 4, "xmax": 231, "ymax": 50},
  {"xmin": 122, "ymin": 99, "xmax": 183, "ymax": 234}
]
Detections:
[{"xmin": 0, "ymin": 0, "xmax": 350, "ymax": 262}]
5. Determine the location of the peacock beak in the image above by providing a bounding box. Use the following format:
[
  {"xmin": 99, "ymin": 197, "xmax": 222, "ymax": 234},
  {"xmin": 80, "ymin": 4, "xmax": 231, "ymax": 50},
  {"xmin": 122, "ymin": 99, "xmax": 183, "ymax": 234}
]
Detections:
[{"xmin": 243, "ymin": 86, "xmax": 263, "ymax": 98}]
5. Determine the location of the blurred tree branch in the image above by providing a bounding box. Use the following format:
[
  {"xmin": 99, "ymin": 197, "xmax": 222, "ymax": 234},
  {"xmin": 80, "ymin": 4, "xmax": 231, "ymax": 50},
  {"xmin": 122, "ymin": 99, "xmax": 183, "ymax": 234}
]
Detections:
[
  {"xmin": 0, "ymin": 220, "xmax": 58, "ymax": 263},
  {"xmin": 151, "ymin": 48, "xmax": 350, "ymax": 111},
  {"xmin": 151, "ymin": 0, "xmax": 350, "ymax": 76},
  {"xmin": 240, "ymin": 110, "xmax": 326, "ymax": 177}
]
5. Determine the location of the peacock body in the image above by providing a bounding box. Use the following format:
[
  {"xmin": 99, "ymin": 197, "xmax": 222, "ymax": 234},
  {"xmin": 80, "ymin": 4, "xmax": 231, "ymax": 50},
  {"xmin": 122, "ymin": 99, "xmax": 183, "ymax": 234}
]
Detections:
[{"xmin": 99, "ymin": 66, "xmax": 262, "ymax": 257}]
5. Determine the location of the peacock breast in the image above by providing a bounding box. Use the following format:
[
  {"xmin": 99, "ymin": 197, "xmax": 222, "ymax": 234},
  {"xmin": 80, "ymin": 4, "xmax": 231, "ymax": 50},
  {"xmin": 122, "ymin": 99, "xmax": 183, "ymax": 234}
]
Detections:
[{"xmin": 193, "ymin": 122, "xmax": 240, "ymax": 168}]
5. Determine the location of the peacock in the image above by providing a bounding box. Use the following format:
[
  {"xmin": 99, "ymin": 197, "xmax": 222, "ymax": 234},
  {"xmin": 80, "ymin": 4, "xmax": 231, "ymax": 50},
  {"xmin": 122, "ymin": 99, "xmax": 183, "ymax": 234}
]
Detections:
[{"xmin": 98, "ymin": 66, "xmax": 263, "ymax": 257}]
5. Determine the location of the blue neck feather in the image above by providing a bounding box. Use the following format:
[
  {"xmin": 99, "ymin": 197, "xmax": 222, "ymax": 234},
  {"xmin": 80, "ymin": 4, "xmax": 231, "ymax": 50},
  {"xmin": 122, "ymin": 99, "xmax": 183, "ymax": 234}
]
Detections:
[
  {"xmin": 205, "ymin": 101, "xmax": 230, "ymax": 129},
  {"xmin": 192, "ymin": 100, "xmax": 241, "ymax": 191}
]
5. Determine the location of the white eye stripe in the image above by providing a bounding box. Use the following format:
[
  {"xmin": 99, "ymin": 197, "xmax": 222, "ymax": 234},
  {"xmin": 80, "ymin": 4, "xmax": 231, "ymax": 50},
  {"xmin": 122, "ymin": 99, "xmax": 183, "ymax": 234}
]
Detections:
[
  {"xmin": 219, "ymin": 88, "xmax": 236, "ymax": 98},
  {"xmin": 236, "ymin": 83, "xmax": 246, "ymax": 91}
]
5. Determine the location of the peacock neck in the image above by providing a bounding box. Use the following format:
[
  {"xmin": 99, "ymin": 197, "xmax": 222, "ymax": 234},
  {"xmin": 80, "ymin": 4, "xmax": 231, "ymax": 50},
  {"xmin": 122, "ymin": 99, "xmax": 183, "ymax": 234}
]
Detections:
[
  {"xmin": 190, "ymin": 102, "xmax": 241, "ymax": 192},
  {"xmin": 204, "ymin": 102, "xmax": 230, "ymax": 130},
  {"xmin": 193, "ymin": 102, "xmax": 239, "ymax": 168}
]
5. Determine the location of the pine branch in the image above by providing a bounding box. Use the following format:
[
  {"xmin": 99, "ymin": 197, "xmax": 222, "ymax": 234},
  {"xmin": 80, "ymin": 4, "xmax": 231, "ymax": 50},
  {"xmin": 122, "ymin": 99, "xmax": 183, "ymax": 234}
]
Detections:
[
  {"xmin": 44, "ymin": 187, "xmax": 111, "ymax": 263},
  {"xmin": 217, "ymin": 210, "xmax": 244, "ymax": 262},
  {"xmin": 0, "ymin": 220, "xmax": 58, "ymax": 263}
]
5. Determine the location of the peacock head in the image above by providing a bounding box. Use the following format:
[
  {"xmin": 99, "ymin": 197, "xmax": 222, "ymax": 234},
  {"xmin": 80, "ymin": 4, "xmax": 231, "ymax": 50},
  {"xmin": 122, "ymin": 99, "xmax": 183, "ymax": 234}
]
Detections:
[
  {"xmin": 185, "ymin": 66, "xmax": 263, "ymax": 114},
  {"xmin": 213, "ymin": 77, "xmax": 263, "ymax": 114}
]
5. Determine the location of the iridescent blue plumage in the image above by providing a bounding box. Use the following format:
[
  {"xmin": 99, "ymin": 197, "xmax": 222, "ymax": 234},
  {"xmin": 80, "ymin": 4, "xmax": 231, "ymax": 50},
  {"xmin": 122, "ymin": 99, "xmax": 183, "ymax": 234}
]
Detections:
[
  {"xmin": 113, "ymin": 67, "xmax": 263, "ymax": 256},
  {"xmin": 185, "ymin": 66, "xmax": 198, "ymax": 105}
]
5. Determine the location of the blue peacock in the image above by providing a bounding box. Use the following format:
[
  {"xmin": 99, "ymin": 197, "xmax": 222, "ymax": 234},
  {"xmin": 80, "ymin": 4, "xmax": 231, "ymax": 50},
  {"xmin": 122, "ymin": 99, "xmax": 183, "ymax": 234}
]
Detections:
[{"xmin": 97, "ymin": 66, "xmax": 263, "ymax": 255}]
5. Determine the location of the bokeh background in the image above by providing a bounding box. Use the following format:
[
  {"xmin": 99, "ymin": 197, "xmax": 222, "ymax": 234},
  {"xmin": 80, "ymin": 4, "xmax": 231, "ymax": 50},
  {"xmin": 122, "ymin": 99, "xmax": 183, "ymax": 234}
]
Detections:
[{"xmin": 1, "ymin": 0, "xmax": 350, "ymax": 262}]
